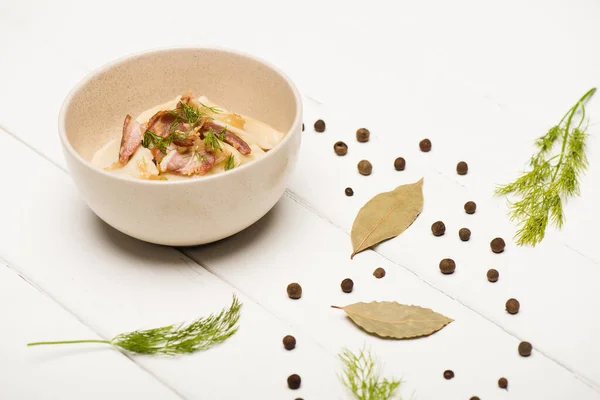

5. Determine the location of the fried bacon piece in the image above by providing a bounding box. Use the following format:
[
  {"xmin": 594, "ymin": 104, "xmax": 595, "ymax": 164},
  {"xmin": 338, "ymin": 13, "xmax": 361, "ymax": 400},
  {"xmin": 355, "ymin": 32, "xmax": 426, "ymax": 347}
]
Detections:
[
  {"xmin": 202, "ymin": 121, "xmax": 251, "ymax": 155},
  {"xmin": 145, "ymin": 110, "xmax": 200, "ymax": 162},
  {"xmin": 118, "ymin": 115, "xmax": 145, "ymax": 165},
  {"xmin": 159, "ymin": 149, "xmax": 216, "ymax": 176}
]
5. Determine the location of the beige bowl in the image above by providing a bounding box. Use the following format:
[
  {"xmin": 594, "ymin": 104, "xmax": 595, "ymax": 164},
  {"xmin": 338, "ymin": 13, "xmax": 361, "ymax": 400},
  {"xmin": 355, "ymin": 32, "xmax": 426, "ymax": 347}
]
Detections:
[{"xmin": 59, "ymin": 47, "xmax": 302, "ymax": 246}]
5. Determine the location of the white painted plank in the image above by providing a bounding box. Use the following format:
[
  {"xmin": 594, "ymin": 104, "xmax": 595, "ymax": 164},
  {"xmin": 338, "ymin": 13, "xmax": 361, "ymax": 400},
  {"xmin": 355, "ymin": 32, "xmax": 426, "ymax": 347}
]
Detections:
[
  {"xmin": 1, "ymin": 0, "xmax": 600, "ymax": 397},
  {"xmin": 0, "ymin": 17, "xmax": 86, "ymax": 171},
  {"xmin": 5, "ymin": 0, "xmax": 599, "ymax": 266},
  {"xmin": 0, "ymin": 0, "xmax": 324, "ymax": 104},
  {"xmin": 2, "ymin": 128, "xmax": 598, "ymax": 398},
  {"xmin": 0, "ymin": 263, "xmax": 181, "ymax": 400},
  {"xmin": 291, "ymin": 100, "xmax": 600, "ymax": 388},
  {"xmin": 0, "ymin": 132, "xmax": 342, "ymax": 399},
  {"xmin": 185, "ymin": 195, "xmax": 600, "ymax": 399}
]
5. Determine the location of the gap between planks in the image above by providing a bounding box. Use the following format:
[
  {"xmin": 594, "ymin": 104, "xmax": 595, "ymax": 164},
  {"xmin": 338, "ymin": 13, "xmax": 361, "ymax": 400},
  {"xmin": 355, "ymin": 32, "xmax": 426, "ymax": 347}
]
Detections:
[
  {"xmin": 0, "ymin": 255, "xmax": 189, "ymax": 400},
  {"xmin": 281, "ymin": 189, "xmax": 600, "ymax": 393},
  {"xmin": 0, "ymin": 126, "xmax": 342, "ymax": 393},
  {"xmin": 2, "ymin": 107, "xmax": 599, "ymax": 393}
]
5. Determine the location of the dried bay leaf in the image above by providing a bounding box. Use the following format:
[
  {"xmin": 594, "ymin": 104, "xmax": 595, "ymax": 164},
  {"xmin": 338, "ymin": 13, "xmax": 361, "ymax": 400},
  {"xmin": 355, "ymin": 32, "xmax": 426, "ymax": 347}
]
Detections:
[
  {"xmin": 350, "ymin": 178, "xmax": 424, "ymax": 258},
  {"xmin": 332, "ymin": 301, "xmax": 452, "ymax": 339}
]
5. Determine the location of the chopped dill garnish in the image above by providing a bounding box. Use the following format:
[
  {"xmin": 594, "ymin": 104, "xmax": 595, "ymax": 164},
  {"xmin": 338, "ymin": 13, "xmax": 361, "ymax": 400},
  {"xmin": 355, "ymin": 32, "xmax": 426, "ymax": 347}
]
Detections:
[
  {"xmin": 168, "ymin": 100, "xmax": 206, "ymax": 128},
  {"xmin": 339, "ymin": 347, "xmax": 402, "ymax": 400},
  {"xmin": 204, "ymin": 127, "xmax": 224, "ymax": 151},
  {"xmin": 27, "ymin": 295, "xmax": 242, "ymax": 355},
  {"xmin": 496, "ymin": 87, "xmax": 596, "ymax": 246},
  {"xmin": 180, "ymin": 101, "xmax": 203, "ymax": 125},
  {"xmin": 142, "ymin": 129, "xmax": 173, "ymax": 154},
  {"xmin": 199, "ymin": 102, "xmax": 222, "ymax": 114},
  {"xmin": 225, "ymin": 154, "xmax": 235, "ymax": 171},
  {"xmin": 168, "ymin": 115, "xmax": 181, "ymax": 133}
]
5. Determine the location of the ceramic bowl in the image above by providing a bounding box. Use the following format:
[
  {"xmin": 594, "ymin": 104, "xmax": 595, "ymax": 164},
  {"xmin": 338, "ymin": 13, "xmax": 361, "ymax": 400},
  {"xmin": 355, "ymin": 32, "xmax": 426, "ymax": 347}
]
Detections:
[{"xmin": 59, "ymin": 47, "xmax": 302, "ymax": 246}]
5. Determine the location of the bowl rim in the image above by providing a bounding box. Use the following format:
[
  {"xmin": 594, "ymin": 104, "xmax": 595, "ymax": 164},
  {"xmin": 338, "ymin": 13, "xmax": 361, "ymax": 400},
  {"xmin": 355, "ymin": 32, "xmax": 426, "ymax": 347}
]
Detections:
[{"xmin": 58, "ymin": 45, "xmax": 303, "ymax": 186}]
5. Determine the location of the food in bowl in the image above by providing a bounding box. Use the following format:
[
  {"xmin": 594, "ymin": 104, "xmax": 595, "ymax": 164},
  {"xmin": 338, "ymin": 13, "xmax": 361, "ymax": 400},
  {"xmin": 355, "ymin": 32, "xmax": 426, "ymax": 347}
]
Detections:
[
  {"xmin": 92, "ymin": 91, "xmax": 285, "ymax": 180},
  {"xmin": 59, "ymin": 47, "xmax": 301, "ymax": 245}
]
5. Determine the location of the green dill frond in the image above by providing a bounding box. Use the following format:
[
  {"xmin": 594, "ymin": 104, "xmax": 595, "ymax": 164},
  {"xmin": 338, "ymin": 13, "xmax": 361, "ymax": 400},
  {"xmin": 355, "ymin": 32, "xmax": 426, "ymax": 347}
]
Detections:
[
  {"xmin": 514, "ymin": 212, "xmax": 548, "ymax": 246},
  {"xmin": 169, "ymin": 100, "xmax": 206, "ymax": 127},
  {"xmin": 168, "ymin": 115, "xmax": 181, "ymax": 133},
  {"xmin": 225, "ymin": 154, "xmax": 235, "ymax": 171},
  {"xmin": 339, "ymin": 347, "xmax": 402, "ymax": 400},
  {"xmin": 28, "ymin": 295, "xmax": 242, "ymax": 356},
  {"xmin": 142, "ymin": 130, "xmax": 159, "ymax": 148},
  {"xmin": 496, "ymin": 87, "xmax": 595, "ymax": 246},
  {"xmin": 180, "ymin": 102, "xmax": 203, "ymax": 125},
  {"xmin": 199, "ymin": 102, "xmax": 222, "ymax": 114},
  {"xmin": 204, "ymin": 128, "xmax": 223, "ymax": 151},
  {"xmin": 547, "ymin": 192, "xmax": 564, "ymax": 228},
  {"xmin": 142, "ymin": 130, "xmax": 173, "ymax": 154},
  {"xmin": 534, "ymin": 125, "xmax": 562, "ymax": 154}
]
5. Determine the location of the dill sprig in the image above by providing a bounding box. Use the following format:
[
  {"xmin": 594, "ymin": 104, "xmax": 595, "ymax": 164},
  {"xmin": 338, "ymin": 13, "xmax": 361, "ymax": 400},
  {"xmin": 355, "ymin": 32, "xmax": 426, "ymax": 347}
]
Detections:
[
  {"xmin": 179, "ymin": 101, "xmax": 203, "ymax": 126},
  {"xmin": 204, "ymin": 127, "xmax": 225, "ymax": 151},
  {"xmin": 28, "ymin": 295, "xmax": 242, "ymax": 355},
  {"xmin": 142, "ymin": 129, "xmax": 175, "ymax": 154},
  {"xmin": 496, "ymin": 87, "xmax": 595, "ymax": 246},
  {"xmin": 339, "ymin": 347, "xmax": 402, "ymax": 400},
  {"xmin": 199, "ymin": 102, "xmax": 222, "ymax": 114},
  {"xmin": 225, "ymin": 154, "xmax": 235, "ymax": 171}
]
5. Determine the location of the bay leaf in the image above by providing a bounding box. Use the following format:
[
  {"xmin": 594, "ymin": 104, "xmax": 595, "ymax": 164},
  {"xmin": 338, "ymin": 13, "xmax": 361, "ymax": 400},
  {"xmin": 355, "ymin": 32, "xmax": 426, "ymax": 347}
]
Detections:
[
  {"xmin": 332, "ymin": 301, "xmax": 452, "ymax": 339},
  {"xmin": 350, "ymin": 178, "xmax": 424, "ymax": 258}
]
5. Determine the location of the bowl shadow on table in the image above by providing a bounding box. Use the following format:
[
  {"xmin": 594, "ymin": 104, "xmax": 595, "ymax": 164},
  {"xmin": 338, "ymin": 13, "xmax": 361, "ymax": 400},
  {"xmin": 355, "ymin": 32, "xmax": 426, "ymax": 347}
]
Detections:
[
  {"xmin": 88, "ymin": 195, "xmax": 281, "ymax": 269},
  {"xmin": 89, "ymin": 209, "xmax": 195, "ymax": 270},
  {"xmin": 178, "ymin": 200, "xmax": 284, "ymax": 264}
]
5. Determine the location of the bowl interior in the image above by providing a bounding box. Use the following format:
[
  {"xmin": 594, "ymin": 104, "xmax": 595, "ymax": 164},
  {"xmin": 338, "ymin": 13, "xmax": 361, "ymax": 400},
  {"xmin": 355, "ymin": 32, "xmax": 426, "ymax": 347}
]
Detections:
[{"xmin": 63, "ymin": 48, "xmax": 299, "ymax": 162}]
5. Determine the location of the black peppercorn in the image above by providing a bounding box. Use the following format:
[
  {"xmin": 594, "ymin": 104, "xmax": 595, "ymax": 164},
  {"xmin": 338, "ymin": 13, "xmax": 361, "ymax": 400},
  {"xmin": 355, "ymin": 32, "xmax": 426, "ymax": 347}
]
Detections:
[
  {"xmin": 456, "ymin": 161, "xmax": 468, "ymax": 175},
  {"xmin": 498, "ymin": 377, "xmax": 508, "ymax": 390},
  {"xmin": 487, "ymin": 269, "xmax": 499, "ymax": 282},
  {"xmin": 358, "ymin": 160, "xmax": 373, "ymax": 175},
  {"xmin": 419, "ymin": 138, "xmax": 432, "ymax": 152},
  {"xmin": 334, "ymin": 141, "xmax": 348, "ymax": 156},
  {"xmin": 439, "ymin": 258, "xmax": 456, "ymax": 274},
  {"xmin": 491, "ymin": 237, "xmax": 506, "ymax": 253},
  {"xmin": 464, "ymin": 201, "xmax": 477, "ymax": 214},
  {"xmin": 506, "ymin": 298, "xmax": 520, "ymax": 314},
  {"xmin": 459, "ymin": 228, "xmax": 471, "ymax": 241},
  {"xmin": 518, "ymin": 341, "xmax": 532, "ymax": 357},
  {"xmin": 345, "ymin": 187, "xmax": 354, "ymax": 197},
  {"xmin": 356, "ymin": 128, "xmax": 370, "ymax": 142},
  {"xmin": 287, "ymin": 283, "xmax": 302, "ymax": 299},
  {"xmin": 341, "ymin": 278, "xmax": 354, "ymax": 293},
  {"xmin": 443, "ymin": 370, "xmax": 454, "ymax": 380},
  {"xmin": 373, "ymin": 267, "xmax": 386, "ymax": 279},
  {"xmin": 283, "ymin": 335, "xmax": 296, "ymax": 350},
  {"xmin": 394, "ymin": 157, "xmax": 406, "ymax": 171},
  {"xmin": 302, "ymin": 123, "xmax": 304, "ymax": 132},
  {"xmin": 431, "ymin": 221, "xmax": 446, "ymax": 236},
  {"xmin": 314, "ymin": 119, "xmax": 326, "ymax": 132},
  {"xmin": 287, "ymin": 374, "xmax": 301, "ymax": 389}
]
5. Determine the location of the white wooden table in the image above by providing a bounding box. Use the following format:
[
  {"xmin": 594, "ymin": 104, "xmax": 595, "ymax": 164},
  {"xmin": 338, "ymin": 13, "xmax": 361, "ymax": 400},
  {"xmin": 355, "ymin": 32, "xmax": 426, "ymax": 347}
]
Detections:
[{"xmin": 2, "ymin": 1, "xmax": 600, "ymax": 399}]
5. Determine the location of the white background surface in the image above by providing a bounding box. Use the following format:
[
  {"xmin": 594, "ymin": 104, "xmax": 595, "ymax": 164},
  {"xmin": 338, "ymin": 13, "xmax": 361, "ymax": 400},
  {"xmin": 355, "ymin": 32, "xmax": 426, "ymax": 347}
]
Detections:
[{"xmin": 1, "ymin": 0, "xmax": 600, "ymax": 399}]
